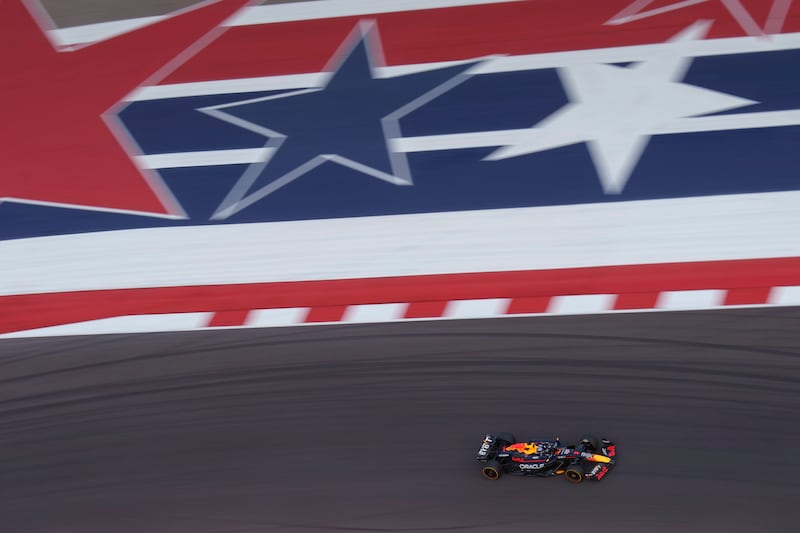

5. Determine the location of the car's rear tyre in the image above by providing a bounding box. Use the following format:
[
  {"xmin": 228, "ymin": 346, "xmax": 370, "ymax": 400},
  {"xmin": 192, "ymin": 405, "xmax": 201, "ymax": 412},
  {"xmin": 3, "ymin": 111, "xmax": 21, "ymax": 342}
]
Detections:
[
  {"xmin": 578, "ymin": 434, "xmax": 600, "ymax": 451},
  {"xmin": 564, "ymin": 463, "xmax": 585, "ymax": 484},
  {"xmin": 495, "ymin": 432, "xmax": 517, "ymax": 446},
  {"xmin": 481, "ymin": 460, "xmax": 503, "ymax": 481}
]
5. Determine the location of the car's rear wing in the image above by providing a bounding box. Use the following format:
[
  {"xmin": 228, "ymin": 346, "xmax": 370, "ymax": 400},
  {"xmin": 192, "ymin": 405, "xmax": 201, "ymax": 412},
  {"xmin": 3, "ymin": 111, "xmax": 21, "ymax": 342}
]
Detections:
[{"xmin": 475, "ymin": 434, "xmax": 497, "ymax": 460}]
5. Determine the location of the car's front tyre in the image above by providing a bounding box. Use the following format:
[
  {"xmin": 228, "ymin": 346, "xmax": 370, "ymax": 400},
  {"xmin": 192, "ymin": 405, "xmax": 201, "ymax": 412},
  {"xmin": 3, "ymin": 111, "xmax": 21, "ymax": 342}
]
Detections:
[{"xmin": 564, "ymin": 463, "xmax": 585, "ymax": 484}]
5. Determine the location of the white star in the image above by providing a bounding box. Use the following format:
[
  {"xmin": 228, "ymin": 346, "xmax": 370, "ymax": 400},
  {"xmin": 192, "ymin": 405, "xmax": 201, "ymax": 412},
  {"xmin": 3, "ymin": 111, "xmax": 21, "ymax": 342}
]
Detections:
[{"xmin": 483, "ymin": 22, "xmax": 756, "ymax": 193}]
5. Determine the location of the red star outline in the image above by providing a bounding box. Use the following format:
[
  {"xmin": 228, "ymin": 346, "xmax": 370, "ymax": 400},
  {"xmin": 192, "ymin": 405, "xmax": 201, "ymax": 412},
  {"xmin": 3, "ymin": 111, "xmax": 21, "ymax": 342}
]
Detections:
[{"xmin": 0, "ymin": 0, "xmax": 253, "ymax": 218}]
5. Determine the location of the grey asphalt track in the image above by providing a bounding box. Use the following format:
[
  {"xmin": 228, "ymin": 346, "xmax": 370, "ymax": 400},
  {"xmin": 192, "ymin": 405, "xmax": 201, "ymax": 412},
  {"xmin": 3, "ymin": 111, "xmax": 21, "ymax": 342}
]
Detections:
[{"xmin": 1, "ymin": 308, "xmax": 799, "ymax": 532}]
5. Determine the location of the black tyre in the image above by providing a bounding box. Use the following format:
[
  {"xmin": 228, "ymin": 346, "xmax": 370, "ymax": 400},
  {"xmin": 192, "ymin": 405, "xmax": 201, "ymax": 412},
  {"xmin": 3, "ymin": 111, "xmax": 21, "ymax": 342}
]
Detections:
[
  {"xmin": 578, "ymin": 434, "xmax": 600, "ymax": 451},
  {"xmin": 481, "ymin": 460, "xmax": 503, "ymax": 481},
  {"xmin": 495, "ymin": 432, "xmax": 517, "ymax": 446},
  {"xmin": 564, "ymin": 463, "xmax": 585, "ymax": 484}
]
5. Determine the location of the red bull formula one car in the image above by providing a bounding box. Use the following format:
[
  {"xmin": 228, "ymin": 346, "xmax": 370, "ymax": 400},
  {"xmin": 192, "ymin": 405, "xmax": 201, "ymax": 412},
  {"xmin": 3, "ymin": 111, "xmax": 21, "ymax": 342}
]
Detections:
[{"xmin": 475, "ymin": 433, "xmax": 616, "ymax": 483}]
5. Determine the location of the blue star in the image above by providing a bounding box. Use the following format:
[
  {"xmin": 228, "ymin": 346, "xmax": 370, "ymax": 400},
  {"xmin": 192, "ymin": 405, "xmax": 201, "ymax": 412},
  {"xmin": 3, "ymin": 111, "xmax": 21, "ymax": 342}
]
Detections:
[{"xmin": 202, "ymin": 22, "xmax": 477, "ymax": 219}]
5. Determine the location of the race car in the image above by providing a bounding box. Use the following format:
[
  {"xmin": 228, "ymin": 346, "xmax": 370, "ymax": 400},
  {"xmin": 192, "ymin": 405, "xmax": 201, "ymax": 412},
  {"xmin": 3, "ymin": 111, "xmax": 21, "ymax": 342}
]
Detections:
[{"xmin": 475, "ymin": 432, "xmax": 616, "ymax": 483}]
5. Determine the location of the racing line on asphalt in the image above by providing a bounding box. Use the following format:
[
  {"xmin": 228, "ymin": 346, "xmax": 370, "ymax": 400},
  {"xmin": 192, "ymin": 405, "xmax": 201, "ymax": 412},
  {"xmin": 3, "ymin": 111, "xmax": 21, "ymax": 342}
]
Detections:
[{"xmin": 1, "ymin": 308, "xmax": 798, "ymax": 532}]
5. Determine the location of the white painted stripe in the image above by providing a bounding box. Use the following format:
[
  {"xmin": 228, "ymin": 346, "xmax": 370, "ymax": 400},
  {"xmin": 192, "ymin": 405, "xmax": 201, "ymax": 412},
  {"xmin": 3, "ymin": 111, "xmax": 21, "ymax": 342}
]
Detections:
[
  {"xmin": 342, "ymin": 302, "xmax": 408, "ymax": 322},
  {"xmin": 391, "ymin": 130, "xmax": 527, "ymax": 153},
  {"xmin": 50, "ymin": 16, "xmax": 162, "ymax": 47},
  {"xmin": 2, "ymin": 191, "xmax": 799, "ymax": 297},
  {"xmin": 768, "ymin": 286, "xmax": 800, "ymax": 306},
  {"xmin": 444, "ymin": 298, "xmax": 510, "ymax": 318},
  {"xmin": 547, "ymin": 294, "xmax": 616, "ymax": 315},
  {"xmin": 119, "ymin": 31, "xmax": 800, "ymax": 102},
  {"xmin": 471, "ymin": 32, "xmax": 800, "ymax": 73},
  {"xmin": 656, "ymin": 289, "xmax": 726, "ymax": 309},
  {"xmin": 227, "ymin": 0, "xmax": 525, "ymax": 26},
  {"xmin": 136, "ymin": 148, "xmax": 273, "ymax": 169},
  {"xmin": 721, "ymin": 0, "xmax": 766, "ymax": 37},
  {"xmin": 0, "ymin": 196, "xmax": 183, "ymax": 220},
  {"xmin": 128, "ymin": 73, "xmax": 326, "ymax": 101},
  {"xmin": 0, "ymin": 313, "xmax": 212, "ymax": 338},
  {"xmin": 245, "ymin": 307, "xmax": 308, "ymax": 327},
  {"xmin": 653, "ymin": 110, "xmax": 800, "ymax": 135},
  {"xmin": 606, "ymin": 0, "xmax": 708, "ymax": 26},
  {"xmin": 51, "ymin": 0, "xmax": 524, "ymax": 46},
  {"xmin": 765, "ymin": 0, "xmax": 793, "ymax": 35},
  {"xmin": 393, "ymin": 108, "xmax": 800, "ymax": 154},
  {"xmin": 126, "ymin": 62, "xmax": 467, "ymax": 101}
]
